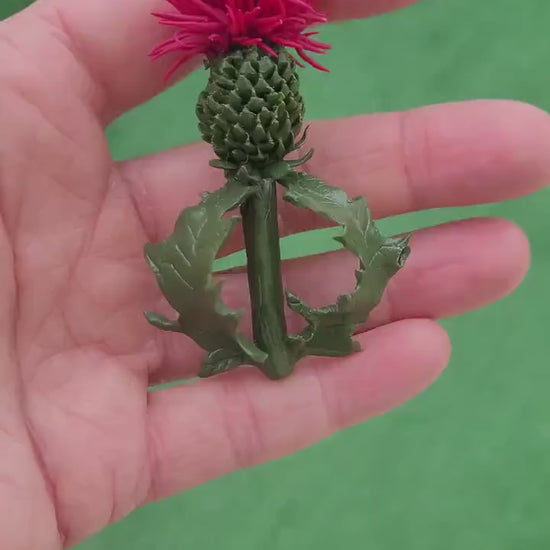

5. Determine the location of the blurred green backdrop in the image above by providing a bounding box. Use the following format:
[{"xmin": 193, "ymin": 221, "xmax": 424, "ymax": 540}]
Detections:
[{"xmin": 3, "ymin": 0, "xmax": 550, "ymax": 548}]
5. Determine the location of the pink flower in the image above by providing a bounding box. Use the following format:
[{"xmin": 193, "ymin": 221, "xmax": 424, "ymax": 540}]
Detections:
[{"xmin": 150, "ymin": 0, "xmax": 331, "ymax": 80}]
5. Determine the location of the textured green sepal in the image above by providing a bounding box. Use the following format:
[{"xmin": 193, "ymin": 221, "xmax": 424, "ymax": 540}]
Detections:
[
  {"xmin": 144, "ymin": 180, "xmax": 268, "ymax": 377},
  {"xmin": 281, "ymin": 170, "xmax": 411, "ymax": 361},
  {"xmin": 209, "ymin": 159, "xmax": 238, "ymax": 171},
  {"xmin": 196, "ymin": 47, "xmax": 305, "ymax": 167}
]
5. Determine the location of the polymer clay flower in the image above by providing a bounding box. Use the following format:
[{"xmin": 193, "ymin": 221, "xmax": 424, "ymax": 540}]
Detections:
[{"xmin": 145, "ymin": 0, "xmax": 410, "ymax": 379}]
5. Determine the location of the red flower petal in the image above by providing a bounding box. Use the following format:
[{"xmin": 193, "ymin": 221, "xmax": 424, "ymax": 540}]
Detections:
[{"xmin": 150, "ymin": 0, "xmax": 331, "ymax": 80}]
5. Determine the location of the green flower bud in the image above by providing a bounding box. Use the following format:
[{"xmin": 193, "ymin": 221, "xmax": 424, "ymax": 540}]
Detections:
[{"xmin": 196, "ymin": 47, "xmax": 305, "ymax": 168}]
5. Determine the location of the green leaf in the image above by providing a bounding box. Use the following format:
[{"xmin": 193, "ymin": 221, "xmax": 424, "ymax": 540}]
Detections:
[
  {"xmin": 145, "ymin": 180, "xmax": 268, "ymax": 378},
  {"xmin": 281, "ymin": 171, "xmax": 411, "ymax": 360}
]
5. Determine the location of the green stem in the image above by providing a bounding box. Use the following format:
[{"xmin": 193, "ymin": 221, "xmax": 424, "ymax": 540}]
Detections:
[{"xmin": 241, "ymin": 179, "xmax": 294, "ymax": 379}]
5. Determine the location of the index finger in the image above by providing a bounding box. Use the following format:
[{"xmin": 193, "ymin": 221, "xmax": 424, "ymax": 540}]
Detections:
[
  {"xmin": 12, "ymin": 0, "xmax": 421, "ymax": 122},
  {"xmin": 319, "ymin": 0, "xmax": 420, "ymax": 20}
]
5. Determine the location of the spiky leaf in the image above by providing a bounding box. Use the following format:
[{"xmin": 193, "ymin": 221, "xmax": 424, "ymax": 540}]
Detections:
[
  {"xmin": 145, "ymin": 181, "xmax": 267, "ymax": 377},
  {"xmin": 281, "ymin": 171, "xmax": 411, "ymax": 360}
]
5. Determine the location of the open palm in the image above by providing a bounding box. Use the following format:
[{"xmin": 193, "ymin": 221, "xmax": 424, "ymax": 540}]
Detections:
[{"xmin": 1, "ymin": 0, "xmax": 549, "ymax": 548}]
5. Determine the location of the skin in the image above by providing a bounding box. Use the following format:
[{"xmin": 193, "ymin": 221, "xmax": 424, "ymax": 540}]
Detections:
[{"xmin": 0, "ymin": 0, "xmax": 549, "ymax": 547}]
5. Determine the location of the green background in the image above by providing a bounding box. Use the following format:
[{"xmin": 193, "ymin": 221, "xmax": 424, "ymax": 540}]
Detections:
[{"xmin": 3, "ymin": 0, "xmax": 550, "ymax": 548}]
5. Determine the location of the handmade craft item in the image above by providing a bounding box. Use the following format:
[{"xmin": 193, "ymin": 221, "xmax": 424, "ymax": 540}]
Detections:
[{"xmin": 145, "ymin": 0, "xmax": 411, "ymax": 379}]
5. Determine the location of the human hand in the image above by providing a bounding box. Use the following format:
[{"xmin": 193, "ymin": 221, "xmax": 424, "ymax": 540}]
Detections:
[{"xmin": 1, "ymin": 1, "xmax": 549, "ymax": 548}]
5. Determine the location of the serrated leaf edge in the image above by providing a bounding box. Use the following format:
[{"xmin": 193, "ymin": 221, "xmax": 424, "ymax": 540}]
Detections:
[{"xmin": 281, "ymin": 171, "xmax": 411, "ymax": 359}]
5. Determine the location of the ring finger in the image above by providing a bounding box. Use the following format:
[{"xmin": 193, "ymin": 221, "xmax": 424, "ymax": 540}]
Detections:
[{"xmin": 149, "ymin": 215, "xmax": 529, "ymax": 384}]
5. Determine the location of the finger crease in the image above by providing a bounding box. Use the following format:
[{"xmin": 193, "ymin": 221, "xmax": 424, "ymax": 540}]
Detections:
[
  {"xmin": 34, "ymin": 4, "xmax": 108, "ymax": 118},
  {"xmin": 398, "ymin": 109, "xmax": 425, "ymax": 213},
  {"xmin": 24, "ymin": 417, "xmax": 68, "ymax": 547},
  {"xmin": 219, "ymin": 376, "xmax": 265, "ymax": 471},
  {"xmin": 116, "ymin": 165, "xmax": 159, "ymax": 243}
]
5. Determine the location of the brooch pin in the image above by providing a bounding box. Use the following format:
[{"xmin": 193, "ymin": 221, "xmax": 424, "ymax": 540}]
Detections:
[{"xmin": 145, "ymin": 0, "xmax": 411, "ymax": 379}]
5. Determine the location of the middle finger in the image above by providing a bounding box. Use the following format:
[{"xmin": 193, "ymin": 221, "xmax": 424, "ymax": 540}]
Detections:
[{"xmin": 120, "ymin": 99, "xmax": 550, "ymax": 251}]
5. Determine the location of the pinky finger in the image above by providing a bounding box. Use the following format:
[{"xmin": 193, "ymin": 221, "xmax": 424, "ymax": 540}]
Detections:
[{"xmin": 145, "ymin": 319, "xmax": 450, "ymax": 501}]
